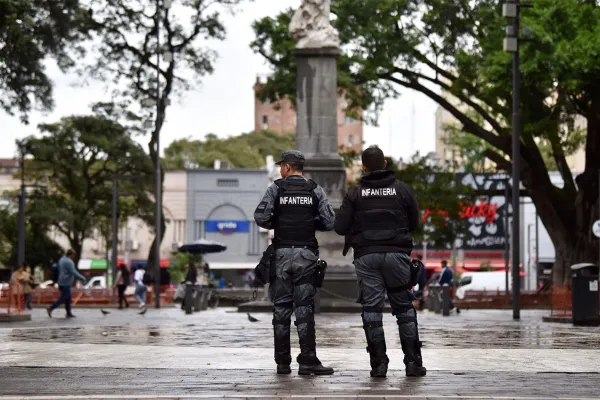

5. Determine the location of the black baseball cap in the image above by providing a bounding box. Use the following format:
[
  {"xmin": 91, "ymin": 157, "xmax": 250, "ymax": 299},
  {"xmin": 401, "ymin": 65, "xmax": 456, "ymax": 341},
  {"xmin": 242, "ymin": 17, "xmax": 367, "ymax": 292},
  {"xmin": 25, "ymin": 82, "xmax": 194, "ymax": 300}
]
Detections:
[{"xmin": 275, "ymin": 150, "xmax": 305, "ymax": 165}]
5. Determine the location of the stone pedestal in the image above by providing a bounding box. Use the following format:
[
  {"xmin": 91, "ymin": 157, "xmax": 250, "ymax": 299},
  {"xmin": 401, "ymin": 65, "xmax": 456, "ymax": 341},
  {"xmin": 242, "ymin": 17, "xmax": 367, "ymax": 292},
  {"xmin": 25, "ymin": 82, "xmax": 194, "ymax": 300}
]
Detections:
[{"xmin": 295, "ymin": 47, "xmax": 358, "ymax": 304}]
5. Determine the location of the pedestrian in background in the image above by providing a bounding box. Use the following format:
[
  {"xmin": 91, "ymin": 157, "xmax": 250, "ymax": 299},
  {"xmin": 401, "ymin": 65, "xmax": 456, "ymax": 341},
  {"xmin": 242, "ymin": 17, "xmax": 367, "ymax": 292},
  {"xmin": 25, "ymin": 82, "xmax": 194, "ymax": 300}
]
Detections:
[
  {"xmin": 10, "ymin": 263, "xmax": 31, "ymax": 310},
  {"xmin": 114, "ymin": 263, "xmax": 130, "ymax": 309},
  {"xmin": 438, "ymin": 260, "xmax": 460, "ymax": 313},
  {"xmin": 133, "ymin": 264, "xmax": 147, "ymax": 309},
  {"xmin": 47, "ymin": 249, "xmax": 86, "ymax": 318}
]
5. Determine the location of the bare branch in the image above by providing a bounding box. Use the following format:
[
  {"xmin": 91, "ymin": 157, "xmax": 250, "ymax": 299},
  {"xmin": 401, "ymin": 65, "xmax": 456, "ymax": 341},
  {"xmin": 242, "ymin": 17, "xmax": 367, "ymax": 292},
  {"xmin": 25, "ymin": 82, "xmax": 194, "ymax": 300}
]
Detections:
[{"xmin": 392, "ymin": 67, "xmax": 508, "ymax": 136}]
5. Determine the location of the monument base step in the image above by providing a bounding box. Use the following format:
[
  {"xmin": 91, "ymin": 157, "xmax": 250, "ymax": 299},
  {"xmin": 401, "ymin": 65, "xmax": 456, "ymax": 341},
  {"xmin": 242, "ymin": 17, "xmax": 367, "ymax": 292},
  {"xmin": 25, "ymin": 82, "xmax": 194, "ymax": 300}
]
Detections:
[
  {"xmin": 0, "ymin": 313, "xmax": 31, "ymax": 322},
  {"xmin": 237, "ymin": 299, "xmax": 394, "ymax": 313}
]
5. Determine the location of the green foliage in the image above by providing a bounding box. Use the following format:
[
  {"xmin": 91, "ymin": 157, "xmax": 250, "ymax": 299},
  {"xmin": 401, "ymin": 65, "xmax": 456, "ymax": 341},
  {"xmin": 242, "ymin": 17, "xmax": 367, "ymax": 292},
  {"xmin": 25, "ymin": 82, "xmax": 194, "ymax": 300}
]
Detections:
[
  {"xmin": 392, "ymin": 154, "xmax": 474, "ymax": 249},
  {"xmin": 20, "ymin": 108, "xmax": 154, "ymax": 257},
  {"xmin": 251, "ymin": 0, "xmax": 600, "ymax": 283},
  {"xmin": 169, "ymin": 252, "xmax": 202, "ymax": 284},
  {"xmin": 0, "ymin": 200, "xmax": 63, "ymax": 269},
  {"xmin": 339, "ymin": 146, "xmax": 361, "ymax": 168},
  {"xmin": 0, "ymin": 0, "xmax": 91, "ymax": 123},
  {"xmin": 164, "ymin": 131, "xmax": 296, "ymax": 169}
]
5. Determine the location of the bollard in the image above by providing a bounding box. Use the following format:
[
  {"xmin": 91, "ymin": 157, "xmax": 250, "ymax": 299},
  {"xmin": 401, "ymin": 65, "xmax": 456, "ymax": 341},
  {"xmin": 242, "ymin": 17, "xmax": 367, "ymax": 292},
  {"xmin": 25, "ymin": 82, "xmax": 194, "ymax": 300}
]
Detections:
[
  {"xmin": 193, "ymin": 286, "xmax": 203, "ymax": 312},
  {"xmin": 426, "ymin": 287, "xmax": 434, "ymax": 311},
  {"xmin": 431, "ymin": 284, "xmax": 442, "ymax": 314},
  {"xmin": 200, "ymin": 290, "xmax": 210, "ymax": 310},
  {"xmin": 314, "ymin": 289, "xmax": 321, "ymax": 314},
  {"xmin": 184, "ymin": 283, "xmax": 194, "ymax": 315},
  {"xmin": 442, "ymin": 284, "xmax": 450, "ymax": 316}
]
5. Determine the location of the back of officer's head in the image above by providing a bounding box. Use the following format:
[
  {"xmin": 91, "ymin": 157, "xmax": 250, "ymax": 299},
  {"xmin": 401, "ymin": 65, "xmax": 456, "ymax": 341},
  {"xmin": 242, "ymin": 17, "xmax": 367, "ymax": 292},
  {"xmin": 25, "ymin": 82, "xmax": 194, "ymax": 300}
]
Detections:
[
  {"xmin": 281, "ymin": 161, "xmax": 303, "ymax": 178},
  {"xmin": 362, "ymin": 146, "xmax": 387, "ymax": 173}
]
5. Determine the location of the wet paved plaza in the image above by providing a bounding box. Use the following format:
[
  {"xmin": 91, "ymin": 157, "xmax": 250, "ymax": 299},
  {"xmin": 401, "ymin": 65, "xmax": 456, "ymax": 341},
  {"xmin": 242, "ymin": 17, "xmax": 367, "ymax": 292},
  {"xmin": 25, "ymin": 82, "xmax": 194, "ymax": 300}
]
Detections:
[{"xmin": 1, "ymin": 307, "xmax": 600, "ymax": 399}]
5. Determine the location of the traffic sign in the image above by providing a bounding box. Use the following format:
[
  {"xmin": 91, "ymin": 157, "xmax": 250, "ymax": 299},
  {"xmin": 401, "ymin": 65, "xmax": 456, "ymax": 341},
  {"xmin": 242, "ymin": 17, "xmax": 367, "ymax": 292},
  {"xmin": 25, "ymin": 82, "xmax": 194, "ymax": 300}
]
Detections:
[{"xmin": 593, "ymin": 220, "xmax": 600, "ymax": 238}]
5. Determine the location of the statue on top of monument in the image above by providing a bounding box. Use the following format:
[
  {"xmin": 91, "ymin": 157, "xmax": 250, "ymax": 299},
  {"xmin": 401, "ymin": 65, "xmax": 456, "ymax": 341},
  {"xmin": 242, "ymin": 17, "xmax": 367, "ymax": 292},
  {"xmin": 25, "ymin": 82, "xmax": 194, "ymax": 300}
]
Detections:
[{"xmin": 289, "ymin": 0, "xmax": 340, "ymax": 49}]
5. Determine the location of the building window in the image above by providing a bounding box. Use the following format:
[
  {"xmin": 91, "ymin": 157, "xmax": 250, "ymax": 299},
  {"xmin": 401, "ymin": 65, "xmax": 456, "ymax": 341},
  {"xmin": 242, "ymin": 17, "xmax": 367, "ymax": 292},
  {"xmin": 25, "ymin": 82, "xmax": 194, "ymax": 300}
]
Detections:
[
  {"xmin": 344, "ymin": 115, "xmax": 356, "ymax": 125},
  {"xmin": 347, "ymin": 135, "xmax": 354, "ymax": 146},
  {"xmin": 262, "ymin": 115, "xmax": 268, "ymax": 130},
  {"xmin": 217, "ymin": 179, "xmax": 239, "ymax": 187}
]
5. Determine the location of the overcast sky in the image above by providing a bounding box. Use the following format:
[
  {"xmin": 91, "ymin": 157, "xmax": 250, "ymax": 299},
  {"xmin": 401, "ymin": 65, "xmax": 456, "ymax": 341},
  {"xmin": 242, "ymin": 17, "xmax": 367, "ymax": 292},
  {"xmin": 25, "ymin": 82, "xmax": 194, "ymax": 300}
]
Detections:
[{"xmin": 0, "ymin": 0, "xmax": 438, "ymax": 161}]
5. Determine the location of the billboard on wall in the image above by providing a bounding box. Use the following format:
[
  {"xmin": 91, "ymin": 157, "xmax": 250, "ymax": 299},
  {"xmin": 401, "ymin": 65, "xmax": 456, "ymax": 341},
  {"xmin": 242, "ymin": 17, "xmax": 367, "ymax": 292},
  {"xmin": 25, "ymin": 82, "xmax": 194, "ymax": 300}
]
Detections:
[
  {"xmin": 205, "ymin": 220, "xmax": 250, "ymax": 234},
  {"xmin": 417, "ymin": 173, "xmax": 511, "ymax": 250}
]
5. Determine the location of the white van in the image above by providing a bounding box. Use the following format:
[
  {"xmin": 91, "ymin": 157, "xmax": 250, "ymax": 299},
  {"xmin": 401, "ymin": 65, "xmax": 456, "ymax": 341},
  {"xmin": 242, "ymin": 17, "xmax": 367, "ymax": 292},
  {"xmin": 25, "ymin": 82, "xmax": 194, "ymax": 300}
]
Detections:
[
  {"xmin": 456, "ymin": 271, "xmax": 511, "ymax": 299},
  {"xmin": 83, "ymin": 276, "xmax": 106, "ymax": 289}
]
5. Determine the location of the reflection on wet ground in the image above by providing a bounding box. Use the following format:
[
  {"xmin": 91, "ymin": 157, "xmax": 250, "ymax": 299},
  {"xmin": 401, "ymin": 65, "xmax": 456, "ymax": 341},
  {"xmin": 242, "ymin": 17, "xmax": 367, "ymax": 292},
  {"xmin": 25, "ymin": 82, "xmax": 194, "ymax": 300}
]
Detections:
[{"xmin": 2, "ymin": 308, "xmax": 599, "ymax": 349}]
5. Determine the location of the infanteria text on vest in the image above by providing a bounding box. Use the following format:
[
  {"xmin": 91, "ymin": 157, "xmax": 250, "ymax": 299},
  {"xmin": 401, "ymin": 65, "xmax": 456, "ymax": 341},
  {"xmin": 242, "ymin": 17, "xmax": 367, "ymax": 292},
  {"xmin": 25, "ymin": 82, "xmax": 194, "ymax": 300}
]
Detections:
[
  {"xmin": 273, "ymin": 178, "xmax": 319, "ymax": 249},
  {"xmin": 280, "ymin": 195, "xmax": 314, "ymax": 206},
  {"xmin": 361, "ymin": 187, "xmax": 398, "ymax": 197}
]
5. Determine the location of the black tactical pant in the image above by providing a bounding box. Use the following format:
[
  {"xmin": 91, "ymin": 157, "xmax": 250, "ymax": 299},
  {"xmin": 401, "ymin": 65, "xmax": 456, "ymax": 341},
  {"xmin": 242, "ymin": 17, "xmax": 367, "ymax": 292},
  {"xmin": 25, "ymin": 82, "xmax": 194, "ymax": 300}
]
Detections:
[
  {"xmin": 354, "ymin": 252, "xmax": 424, "ymax": 369},
  {"xmin": 269, "ymin": 247, "xmax": 320, "ymax": 366}
]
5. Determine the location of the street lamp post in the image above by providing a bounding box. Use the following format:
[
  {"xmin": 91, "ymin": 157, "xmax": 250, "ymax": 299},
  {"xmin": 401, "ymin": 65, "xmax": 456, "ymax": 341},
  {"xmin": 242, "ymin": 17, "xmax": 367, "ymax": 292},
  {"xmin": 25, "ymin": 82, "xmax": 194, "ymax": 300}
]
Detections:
[
  {"xmin": 111, "ymin": 176, "xmax": 119, "ymax": 289},
  {"xmin": 111, "ymin": 174, "xmax": 141, "ymax": 301},
  {"xmin": 17, "ymin": 144, "xmax": 25, "ymax": 272},
  {"xmin": 503, "ymin": 0, "xmax": 532, "ymax": 320}
]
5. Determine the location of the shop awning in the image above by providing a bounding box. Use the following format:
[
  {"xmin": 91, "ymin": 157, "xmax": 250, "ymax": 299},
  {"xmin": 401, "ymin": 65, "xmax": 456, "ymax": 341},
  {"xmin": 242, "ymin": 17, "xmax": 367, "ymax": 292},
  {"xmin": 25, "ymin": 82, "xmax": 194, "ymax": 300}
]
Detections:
[
  {"xmin": 130, "ymin": 259, "xmax": 170, "ymax": 268},
  {"xmin": 78, "ymin": 259, "xmax": 108, "ymax": 270},
  {"xmin": 207, "ymin": 262, "xmax": 255, "ymax": 270}
]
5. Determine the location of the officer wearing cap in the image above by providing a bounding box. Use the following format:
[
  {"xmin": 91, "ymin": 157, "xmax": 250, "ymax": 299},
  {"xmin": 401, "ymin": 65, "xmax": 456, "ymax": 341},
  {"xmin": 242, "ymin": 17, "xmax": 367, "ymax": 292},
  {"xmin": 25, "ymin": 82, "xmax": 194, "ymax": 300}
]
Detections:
[
  {"xmin": 334, "ymin": 146, "xmax": 426, "ymax": 378},
  {"xmin": 254, "ymin": 150, "xmax": 335, "ymax": 376}
]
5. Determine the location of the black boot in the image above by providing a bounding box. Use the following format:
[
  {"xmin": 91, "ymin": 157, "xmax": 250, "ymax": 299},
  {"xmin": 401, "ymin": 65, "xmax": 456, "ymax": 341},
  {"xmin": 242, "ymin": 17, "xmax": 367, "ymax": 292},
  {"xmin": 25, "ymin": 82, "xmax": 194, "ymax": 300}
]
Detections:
[
  {"xmin": 396, "ymin": 308, "xmax": 426, "ymax": 377},
  {"xmin": 296, "ymin": 319, "xmax": 334, "ymax": 376},
  {"xmin": 273, "ymin": 320, "xmax": 292, "ymax": 374},
  {"xmin": 363, "ymin": 318, "xmax": 389, "ymax": 378}
]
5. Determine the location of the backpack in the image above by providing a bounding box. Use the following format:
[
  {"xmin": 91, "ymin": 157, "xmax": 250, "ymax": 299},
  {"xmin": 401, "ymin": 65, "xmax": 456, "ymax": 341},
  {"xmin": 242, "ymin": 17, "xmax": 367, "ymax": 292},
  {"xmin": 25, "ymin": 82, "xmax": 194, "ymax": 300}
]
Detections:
[
  {"xmin": 122, "ymin": 269, "xmax": 131, "ymax": 286},
  {"xmin": 142, "ymin": 271, "xmax": 154, "ymax": 285}
]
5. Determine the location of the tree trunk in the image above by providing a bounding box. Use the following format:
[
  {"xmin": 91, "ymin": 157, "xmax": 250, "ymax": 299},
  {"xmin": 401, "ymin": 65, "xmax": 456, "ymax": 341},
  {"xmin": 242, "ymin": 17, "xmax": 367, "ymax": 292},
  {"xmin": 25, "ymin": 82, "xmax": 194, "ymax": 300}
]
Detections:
[{"xmin": 147, "ymin": 208, "xmax": 167, "ymax": 280}]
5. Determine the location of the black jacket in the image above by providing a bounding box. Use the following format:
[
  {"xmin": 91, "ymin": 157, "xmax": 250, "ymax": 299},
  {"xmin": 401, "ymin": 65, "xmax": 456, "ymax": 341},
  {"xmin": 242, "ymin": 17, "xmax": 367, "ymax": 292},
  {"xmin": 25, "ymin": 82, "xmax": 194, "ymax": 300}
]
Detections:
[{"xmin": 334, "ymin": 170, "xmax": 420, "ymax": 258}]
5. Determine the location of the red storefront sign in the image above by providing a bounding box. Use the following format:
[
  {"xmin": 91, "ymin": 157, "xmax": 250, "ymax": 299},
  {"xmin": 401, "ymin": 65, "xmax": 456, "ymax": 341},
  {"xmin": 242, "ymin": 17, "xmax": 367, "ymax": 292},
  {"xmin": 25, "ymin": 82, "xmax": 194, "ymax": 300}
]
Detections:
[{"xmin": 423, "ymin": 201, "xmax": 498, "ymax": 225}]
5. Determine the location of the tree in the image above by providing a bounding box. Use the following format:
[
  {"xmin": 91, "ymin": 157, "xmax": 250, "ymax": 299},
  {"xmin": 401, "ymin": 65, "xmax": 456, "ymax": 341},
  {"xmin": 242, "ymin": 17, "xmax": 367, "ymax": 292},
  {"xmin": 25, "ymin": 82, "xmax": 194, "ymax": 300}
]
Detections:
[
  {"xmin": 21, "ymin": 111, "xmax": 154, "ymax": 260},
  {"xmin": 164, "ymin": 130, "xmax": 296, "ymax": 169},
  {"xmin": 0, "ymin": 0, "xmax": 90, "ymax": 123},
  {"xmin": 251, "ymin": 0, "xmax": 600, "ymax": 284},
  {"xmin": 80, "ymin": 0, "xmax": 244, "ymax": 275},
  {"xmin": 0, "ymin": 199, "xmax": 63, "ymax": 270}
]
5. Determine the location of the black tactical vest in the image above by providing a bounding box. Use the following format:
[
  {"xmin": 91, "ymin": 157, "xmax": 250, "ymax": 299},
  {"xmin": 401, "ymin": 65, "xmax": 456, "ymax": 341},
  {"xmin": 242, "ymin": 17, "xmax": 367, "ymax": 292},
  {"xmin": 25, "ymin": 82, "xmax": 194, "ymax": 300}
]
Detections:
[
  {"xmin": 351, "ymin": 180, "xmax": 410, "ymax": 247},
  {"xmin": 273, "ymin": 178, "xmax": 319, "ymax": 249}
]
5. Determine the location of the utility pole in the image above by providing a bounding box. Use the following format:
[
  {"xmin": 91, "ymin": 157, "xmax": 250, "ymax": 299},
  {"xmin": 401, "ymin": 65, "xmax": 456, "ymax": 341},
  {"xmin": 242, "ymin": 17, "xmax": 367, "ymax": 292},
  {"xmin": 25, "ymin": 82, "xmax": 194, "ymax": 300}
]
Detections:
[
  {"xmin": 154, "ymin": 0, "xmax": 163, "ymax": 308},
  {"xmin": 504, "ymin": 180, "xmax": 510, "ymax": 297},
  {"xmin": 503, "ymin": 0, "xmax": 532, "ymax": 320},
  {"xmin": 111, "ymin": 176, "xmax": 119, "ymax": 289},
  {"xmin": 16, "ymin": 143, "xmax": 25, "ymax": 273}
]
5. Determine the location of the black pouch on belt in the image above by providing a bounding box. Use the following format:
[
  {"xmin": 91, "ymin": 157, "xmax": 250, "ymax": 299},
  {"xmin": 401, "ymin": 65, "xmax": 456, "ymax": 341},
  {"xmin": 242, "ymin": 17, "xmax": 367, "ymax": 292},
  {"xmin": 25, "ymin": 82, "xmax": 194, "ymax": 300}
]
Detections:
[
  {"xmin": 255, "ymin": 244, "xmax": 275, "ymax": 285},
  {"xmin": 409, "ymin": 258, "xmax": 424, "ymax": 287}
]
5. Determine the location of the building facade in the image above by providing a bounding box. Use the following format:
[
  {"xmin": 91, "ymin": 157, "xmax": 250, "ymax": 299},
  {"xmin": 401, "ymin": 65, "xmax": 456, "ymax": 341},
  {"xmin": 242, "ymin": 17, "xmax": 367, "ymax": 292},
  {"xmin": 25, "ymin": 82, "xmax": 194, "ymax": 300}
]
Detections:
[
  {"xmin": 253, "ymin": 76, "xmax": 363, "ymax": 154},
  {"xmin": 186, "ymin": 169, "xmax": 269, "ymax": 271}
]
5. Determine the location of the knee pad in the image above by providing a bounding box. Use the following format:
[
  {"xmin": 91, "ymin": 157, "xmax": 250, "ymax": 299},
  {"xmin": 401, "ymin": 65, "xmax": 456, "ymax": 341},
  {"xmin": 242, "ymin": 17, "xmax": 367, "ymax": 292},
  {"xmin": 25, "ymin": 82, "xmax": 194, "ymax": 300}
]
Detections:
[{"xmin": 394, "ymin": 306, "xmax": 417, "ymax": 325}]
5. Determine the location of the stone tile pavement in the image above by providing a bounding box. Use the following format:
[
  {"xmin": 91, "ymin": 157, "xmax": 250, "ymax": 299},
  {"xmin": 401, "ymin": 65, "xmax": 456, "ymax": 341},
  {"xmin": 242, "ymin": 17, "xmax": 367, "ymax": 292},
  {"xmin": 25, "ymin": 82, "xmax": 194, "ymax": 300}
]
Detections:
[{"xmin": 1, "ymin": 307, "xmax": 600, "ymax": 399}]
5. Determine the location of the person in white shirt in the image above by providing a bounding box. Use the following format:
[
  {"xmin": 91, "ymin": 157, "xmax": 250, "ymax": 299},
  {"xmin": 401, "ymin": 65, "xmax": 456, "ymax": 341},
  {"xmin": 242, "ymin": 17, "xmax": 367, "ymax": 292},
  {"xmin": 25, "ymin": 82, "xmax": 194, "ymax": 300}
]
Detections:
[{"xmin": 133, "ymin": 264, "xmax": 147, "ymax": 308}]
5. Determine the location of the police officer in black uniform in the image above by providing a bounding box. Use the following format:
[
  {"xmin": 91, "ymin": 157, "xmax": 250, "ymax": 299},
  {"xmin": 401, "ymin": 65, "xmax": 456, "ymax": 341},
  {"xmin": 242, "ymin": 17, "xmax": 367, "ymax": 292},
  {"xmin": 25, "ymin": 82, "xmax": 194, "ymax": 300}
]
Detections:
[
  {"xmin": 254, "ymin": 150, "xmax": 336, "ymax": 376},
  {"xmin": 334, "ymin": 146, "xmax": 426, "ymax": 378}
]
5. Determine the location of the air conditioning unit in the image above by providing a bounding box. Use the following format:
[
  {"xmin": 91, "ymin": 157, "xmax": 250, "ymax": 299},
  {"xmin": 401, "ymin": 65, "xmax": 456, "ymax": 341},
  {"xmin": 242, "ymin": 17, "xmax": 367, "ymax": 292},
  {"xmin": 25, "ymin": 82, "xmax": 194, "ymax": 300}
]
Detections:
[
  {"xmin": 131, "ymin": 240, "xmax": 140, "ymax": 251},
  {"xmin": 92, "ymin": 242, "xmax": 101, "ymax": 254},
  {"xmin": 171, "ymin": 241, "xmax": 182, "ymax": 252}
]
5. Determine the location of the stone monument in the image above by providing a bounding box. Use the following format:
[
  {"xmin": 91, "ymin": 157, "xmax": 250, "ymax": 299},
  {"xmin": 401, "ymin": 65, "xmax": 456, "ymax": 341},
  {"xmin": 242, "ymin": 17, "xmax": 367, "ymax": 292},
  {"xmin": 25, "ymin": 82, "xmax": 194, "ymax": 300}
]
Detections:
[{"xmin": 290, "ymin": 0, "xmax": 358, "ymax": 304}]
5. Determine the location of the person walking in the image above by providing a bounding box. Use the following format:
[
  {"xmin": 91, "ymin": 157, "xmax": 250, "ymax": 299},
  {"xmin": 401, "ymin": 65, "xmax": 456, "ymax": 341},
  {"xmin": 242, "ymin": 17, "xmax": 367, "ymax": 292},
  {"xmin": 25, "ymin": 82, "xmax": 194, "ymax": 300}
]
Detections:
[
  {"xmin": 438, "ymin": 260, "xmax": 460, "ymax": 313},
  {"xmin": 181, "ymin": 262, "xmax": 198, "ymax": 310},
  {"xmin": 334, "ymin": 146, "xmax": 427, "ymax": 378},
  {"xmin": 133, "ymin": 264, "xmax": 147, "ymax": 309},
  {"xmin": 254, "ymin": 150, "xmax": 336, "ymax": 376},
  {"xmin": 114, "ymin": 264, "xmax": 130, "ymax": 309},
  {"xmin": 10, "ymin": 263, "xmax": 31, "ymax": 310},
  {"xmin": 47, "ymin": 250, "xmax": 86, "ymax": 318}
]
